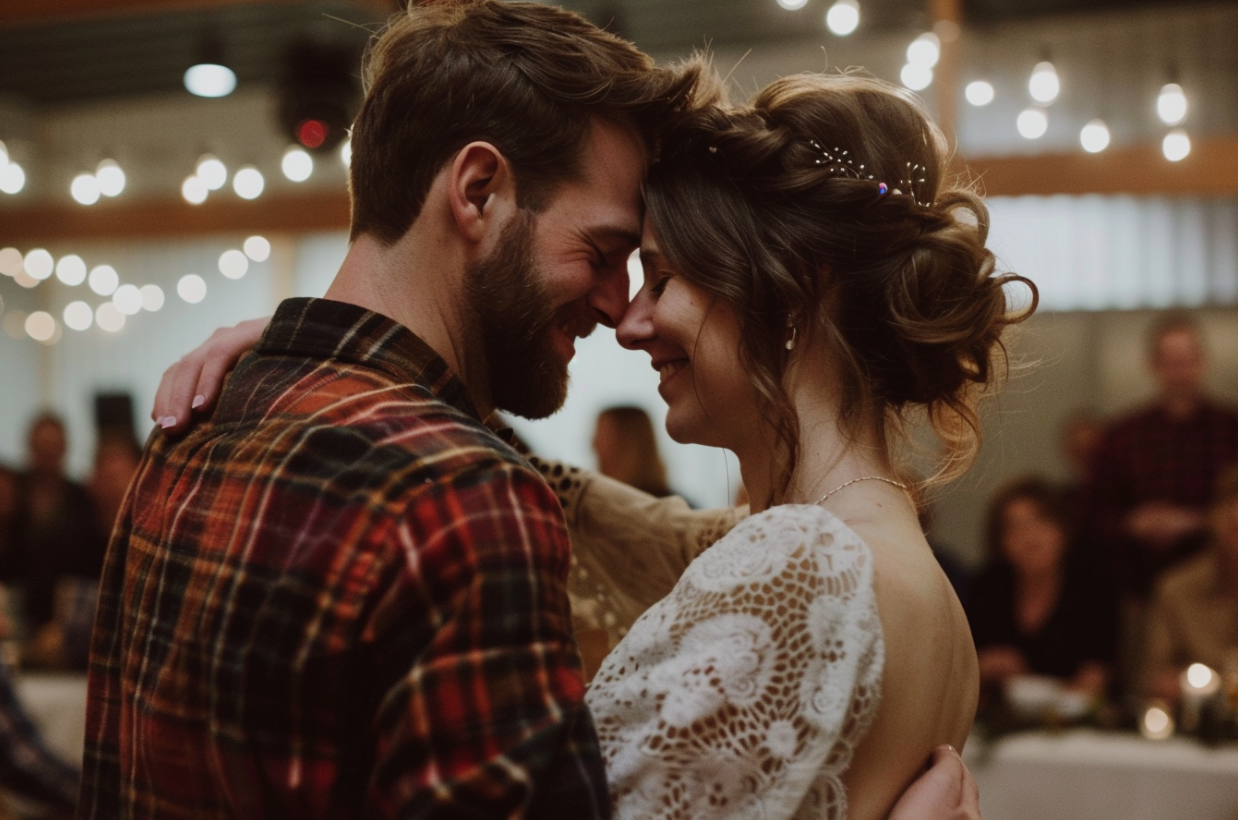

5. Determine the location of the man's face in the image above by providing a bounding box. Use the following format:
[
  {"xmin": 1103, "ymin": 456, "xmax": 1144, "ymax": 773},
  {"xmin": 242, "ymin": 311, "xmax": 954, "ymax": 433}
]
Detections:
[
  {"xmin": 1151, "ymin": 327, "xmax": 1206, "ymax": 399},
  {"xmin": 466, "ymin": 117, "xmax": 646, "ymax": 419}
]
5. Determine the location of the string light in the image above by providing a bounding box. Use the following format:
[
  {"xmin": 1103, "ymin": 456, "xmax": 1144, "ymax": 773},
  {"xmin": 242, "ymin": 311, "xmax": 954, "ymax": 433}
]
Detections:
[
  {"xmin": 23, "ymin": 249, "xmax": 53, "ymax": 280},
  {"xmin": 243, "ymin": 236, "xmax": 271, "ymax": 262},
  {"xmin": 63, "ymin": 301, "xmax": 93, "ymax": 331},
  {"xmin": 0, "ymin": 248, "xmax": 21, "ymax": 276},
  {"xmin": 88, "ymin": 264, "xmax": 119, "ymax": 296},
  {"xmin": 1163, "ymin": 129, "xmax": 1191, "ymax": 161},
  {"xmin": 1157, "ymin": 83, "xmax": 1187, "ymax": 126},
  {"xmin": 281, "ymin": 147, "xmax": 313, "ymax": 182},
  {"xmin": 0, "ymin": 162, "xmax": 24, "ymax": 195},
  {"xmin": 55, "ymin": 254, "xmax": 87, "ymax": 286},
  {"xmin": 140, "ymin": 284, "xmax": 165, "ymax": 312},
  {"xmin": 1017, "ymin": 106, "xmax": 1049, "ymax": 139},
  {"xmin": 96, "ymin": 159, "xmax": 126, "ymax": 197},
  {"xmin": 907, "ymin": 33, "xmax": 941, "ymax": 68},
  {"xmin": 901, "ymin": 63, "xmax": 933, "ymax": 91},
  {"xmin": 825, "ymin": 0, "xmax": 860, "ymax": 36},
  {"xmin": 1029, "ymin": 61, "xmax": 1060, "ymax": 104},
  {"xmin": 965, "ymin": 80, "xmax": 995, "ymax": 106},
  {"xmin": 178, "ymin": 274, "xmax": 207, "ymax": 303},
  {"xmin": 95, "ymin": 302, "xmax": 126, "ymax": 332},
  {"xmin": 24, "ymin": 311, "xmax": 57, "ymax": 343},
  {"xmin": 196, "ymin": 154, "xmax": 228, "ymax": 190},
  {"xmin": 113, "ymin": 284, "xmax": 144, "ymax": 315},
  {"xmin": 218, "ymin": 250, "xmax": 249, "ymax": 280},
  {"xmin": 71, "ymin": 173, "xmax": 101, "ymax": 205},
  {"xmin": 1080, "ymin": 119, "xmax": 1111, "ymax": 153},
  {"xmin": 233, "ymin": 165, "xmax": 264, "ymax": 200},
  {"xmin": 776, "ymin": 0, "xmax": 808, "ymax": 9},
  {"xmin": 182, "ymin": 175, "xmax": 208, "ymax": 205}
]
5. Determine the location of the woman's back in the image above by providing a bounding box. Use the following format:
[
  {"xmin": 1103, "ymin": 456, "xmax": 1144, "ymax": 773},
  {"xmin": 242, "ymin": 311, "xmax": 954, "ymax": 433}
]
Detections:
[{"xmin": 838, "ymin": 491, "xmax": 978, "ymax": 820}]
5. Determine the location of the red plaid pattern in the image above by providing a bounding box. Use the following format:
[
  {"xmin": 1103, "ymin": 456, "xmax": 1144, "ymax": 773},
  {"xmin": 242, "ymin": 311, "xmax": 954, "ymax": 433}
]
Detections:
[
  {"xmin": 80, "ymin": 298, "xmax": 609, "ymax": 819},
  {"xmin": 1079, "ymin": 400, "xmax": 1238, "ymax": 596}
]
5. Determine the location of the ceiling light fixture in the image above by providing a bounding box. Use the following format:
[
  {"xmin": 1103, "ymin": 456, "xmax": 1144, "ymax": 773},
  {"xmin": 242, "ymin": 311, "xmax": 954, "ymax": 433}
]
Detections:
[
  {"xmin": 1163, "ymin": 129, "xmax": 1191, "ymax": 162},
  {"xmin": 965, "ymin": 80, "xmax": 995, "ymax": 106},
  {"xmin": 1080, "ymin": 119, "xmax": 1111, "ymax": 153},
  {"xmin": 184, "ymin": 32, "xmax": 237, "ymax": 98},
  {"xmin": 1157, "ymin": 82, "xmax": 1187, "ymax": 126},
  {"xmin": 1017, "ymin": 106, "xmax": 1049, "ymax": 139},
  {"xmin": 96, "ymin": 159, "xmax": 125, "ymax": 197},
  {"xmin": 1029, "ymin": 60, "xmax": 1060, "ymax": 104}
]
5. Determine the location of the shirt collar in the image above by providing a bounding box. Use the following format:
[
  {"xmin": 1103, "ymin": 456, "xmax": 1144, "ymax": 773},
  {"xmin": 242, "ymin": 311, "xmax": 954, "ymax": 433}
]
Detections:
[{"xmin": 257, "ymin": 297, "xmax": 484, "ymax": 423}]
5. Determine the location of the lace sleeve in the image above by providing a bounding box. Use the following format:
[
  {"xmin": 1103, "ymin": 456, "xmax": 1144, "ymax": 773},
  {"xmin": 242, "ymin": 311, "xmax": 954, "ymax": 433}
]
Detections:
[
  {"xmin": 529, "ymin": 458, "xmax": 745, "ymax": 651},
  {"xmin": 585, "ymin": 505, "xmax": 884, "ymax": 820}
]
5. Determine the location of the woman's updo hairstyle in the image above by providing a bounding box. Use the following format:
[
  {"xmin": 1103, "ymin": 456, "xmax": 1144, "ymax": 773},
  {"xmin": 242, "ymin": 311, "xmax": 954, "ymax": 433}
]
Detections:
[{"xmin": 644, "ymin": 71, "xmax": 1036, "ymax": 503}]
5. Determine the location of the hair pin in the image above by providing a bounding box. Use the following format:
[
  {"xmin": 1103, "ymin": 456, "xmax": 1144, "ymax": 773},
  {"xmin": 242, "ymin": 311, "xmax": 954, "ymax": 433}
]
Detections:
[{"xmin": 807, "ymin": 139, "xmax": 874, "ymax": 181}]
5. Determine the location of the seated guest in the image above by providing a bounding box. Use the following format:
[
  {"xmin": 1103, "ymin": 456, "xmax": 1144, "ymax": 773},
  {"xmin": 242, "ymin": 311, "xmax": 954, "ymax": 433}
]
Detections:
[
  {"xmin": 967, "ymin": 476, "xmax": 1117, "ymax": 700},
  {"xmin": 1142, "ymin": 464, "xmax": 1238, "ymax": 700}
]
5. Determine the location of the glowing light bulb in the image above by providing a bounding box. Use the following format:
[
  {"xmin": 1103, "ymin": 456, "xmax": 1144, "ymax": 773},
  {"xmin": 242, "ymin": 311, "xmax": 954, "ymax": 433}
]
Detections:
[
  {"xmin": 907, "ymin": 33, "xmax": 940, "ymax": 69},
  {"xmin": 233, "ymin": 165, "xmax": 264, "ymax": 200},
  {"xmin": 1017, "ymin": 107, "xmax": 1049, "ymax": 139},
  {"xmin": 1080, "ymin": 119, "xmax": 1111, "ymax": 153},
  {"xmin": 88, "ymin": 264, "xmax": 119, "ymax": 296},
  {"xmin": 23, "ymin": 249, "xmax": 53, "ymax": 280},
  {"xmin": 965, "ymin": 80, "xmax": 995, "ymax": 107},
  {"xmin": 0, "ymin": 162, "xmax": 25, "ymax": 195},
  {"xmin": 825, "ymin": 0, "xmax": 860, "ymax": 36},
  {"xmin": 113, "ymin": 283, "xmax": 143, "ymax": 315},
  {"xmin": 196, "ymin": 154, "xmax": 227, "ymax": 190},
  {"xmin": 71, "ymin": 173, "xmax": 101, "ymax": 205},
  {"xmin": 777, "ymin": 0, "xmax": 808, "ymax": 9},
  {"xmin": 140, "ymin": 284, "xmax": 165, "ymax": 312},
  {"xmin": 1029, "ymin": 61, "xmax": 1060, "ymax": 104},
  {"xmin": 55, "ymin": 254, "xmax": 87, "ymax": 286},
  {"xmin": 243, "ymin": 236, "xmax": 271, "ymax": 262},
  {"xmin": 182, "ymin": 175, "xmax": 208, "ymax": 205},
  {"xmin": 218, "ymin": 249, "xmax": 249, "ymax": 280},
  {"xmin": 24, "ymin": 311, "xmax": 56, "ymax": 343},
  {"xmin": 95, "ymin": 302, "xmax": 125, "ymax": 333},
  {"xmin": 1158, "ymin": 83, "xmax": 1187, "ymax": 126},
  {"xmin": 0, "ymin": 248, "xmax": 21, "ymax": 277},
  {"xmin": 96, "ymin": 159, "xmax": 126, "ymax": 197},
  {"xmin": 184, "ymin": 64, "xmax": 236, "ymax": 98},
  {"xmin": 178, "ymin": 274, "xmax": 207, "ymax": 303},
  {"xmin": 901, "ymin": 64, "xmax": 933, "ymax": 91},
  {"xmin": 281, "ymin": 147, "xmax": 313, "ymax": 182},
  {"xmin": 63, "ymin": 301, "xmax": 93, "ymax": 331},
  {"xmin": 1163, "ymin": 129, "xmax": 1191, "ymax": 162}
]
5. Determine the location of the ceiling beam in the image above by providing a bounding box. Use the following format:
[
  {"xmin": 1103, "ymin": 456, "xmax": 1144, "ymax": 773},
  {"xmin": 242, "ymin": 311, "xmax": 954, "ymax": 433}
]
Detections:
[
  {"xmin": 2, "ymin": 135, "xmax": 1237, "ymax": 244},
  {"xmin": 0, "ymin": 190, "xmax": 351, "ymax": 244},
  {"xmin": 0, "ymin": 0, "xmax": 395, "ymax": 26},
  {"xmin": 960, "ymin": 133, "xmax": 1238, "ymax": 197}
]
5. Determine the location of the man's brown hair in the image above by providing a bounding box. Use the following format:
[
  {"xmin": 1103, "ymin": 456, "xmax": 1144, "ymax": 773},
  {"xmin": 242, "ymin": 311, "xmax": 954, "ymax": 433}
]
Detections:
[{"xmin": 349, "ymin": 0, "xmax": 713, "ymax": 244}]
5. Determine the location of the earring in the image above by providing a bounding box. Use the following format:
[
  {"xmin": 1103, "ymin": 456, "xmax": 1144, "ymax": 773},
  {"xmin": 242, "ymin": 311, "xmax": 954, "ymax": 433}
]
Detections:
[{"xmin": 785, "ymin": 320, "xmax": 797, "ymax": 351}]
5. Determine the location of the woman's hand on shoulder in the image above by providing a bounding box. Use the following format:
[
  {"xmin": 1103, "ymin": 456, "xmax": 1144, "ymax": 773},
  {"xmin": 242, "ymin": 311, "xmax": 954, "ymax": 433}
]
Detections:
[
  {"xmin": 152, "ymin": 317, "xmax": 270, "ymax": 435},
  {"xmin": 889, "ymin": 745, "xmax": 981, "ymax": 820}
]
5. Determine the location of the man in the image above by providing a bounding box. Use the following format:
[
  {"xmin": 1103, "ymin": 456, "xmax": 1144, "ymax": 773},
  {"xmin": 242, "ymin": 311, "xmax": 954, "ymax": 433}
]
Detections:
[
  {"xmin": 86, "ymin": 2, "xmax": 981, "ymax": 817},
  {"xmin": 1079, "ymin": 313, "xmax": 1238, "ymax": 691}
]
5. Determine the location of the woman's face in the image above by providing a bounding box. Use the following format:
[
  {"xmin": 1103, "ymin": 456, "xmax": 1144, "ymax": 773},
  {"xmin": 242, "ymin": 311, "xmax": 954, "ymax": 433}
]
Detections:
[
  {"xmin": 616, "ymin": 219, "xmax": 759, "ymax": 450},
  {"xmin": 1000, "ymin": 497, "xmax": 1067, "ymax": 577}
]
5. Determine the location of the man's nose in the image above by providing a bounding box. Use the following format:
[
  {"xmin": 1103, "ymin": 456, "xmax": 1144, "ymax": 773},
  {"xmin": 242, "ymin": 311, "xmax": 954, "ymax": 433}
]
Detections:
[{"xmin": 588, "ymin": 264, "xmax": 631, "ymax": 329}]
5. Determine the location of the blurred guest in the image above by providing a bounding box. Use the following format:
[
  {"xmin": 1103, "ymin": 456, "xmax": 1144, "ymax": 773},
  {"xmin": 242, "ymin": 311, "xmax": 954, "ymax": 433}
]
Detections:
[
  {"xmin": 1141, "ymin": 464, "xmax": 1238, "ymax": 701},
  {"xmin": 968, "ymin": 477, "xmax": 1117, "ymax": 699},
  {"xmin": 0, "ymin": 467, "xmax": 18, "ymax": 569},
  {"xmin": 1, "ymin": 414, "xmax": 107, "ymax": 639},
  {"xmin": 87, "ymin": 433, "xmax": 141, "ymax": 538},
  {"xmin": 1078, "ymin": 314, "xmax": 1238, "ymax": 692},
  {"xmin": 592, "ymin": 405, "xmax": 674, "ymax": 498},
  {"xmin": 1081, "ymin": 314, "xmax": 1238, "ymax": 596},
  {"xmin": 1059, "ymin": 409, "xmax": 1104, "ymax": 507}
]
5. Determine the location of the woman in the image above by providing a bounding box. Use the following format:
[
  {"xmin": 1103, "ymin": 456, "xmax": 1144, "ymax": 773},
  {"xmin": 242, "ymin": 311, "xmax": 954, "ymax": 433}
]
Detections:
[
  {"xmin": 967, "ymin": 477, "xmax": 1117, "ymax": 702},
  {"xmin": 153, "ymin": 72, "xmax": 1029, "ymax": 819}
]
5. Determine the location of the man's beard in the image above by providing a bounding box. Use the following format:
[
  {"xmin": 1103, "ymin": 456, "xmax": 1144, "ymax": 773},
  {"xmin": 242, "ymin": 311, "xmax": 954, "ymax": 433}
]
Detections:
[{"xmin": 464, "ymin": 212, "xmax": 588, "ymax": 420}]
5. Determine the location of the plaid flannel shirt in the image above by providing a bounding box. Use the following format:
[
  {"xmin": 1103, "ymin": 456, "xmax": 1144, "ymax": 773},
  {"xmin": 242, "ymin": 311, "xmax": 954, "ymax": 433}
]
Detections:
[
  {"xmin": 79, "ymin": 297, "xmax": 609, "ymax": 819},
  {"xmin": 1078, "ymin": 399, "xmax": 1238, "ymax": 596}
]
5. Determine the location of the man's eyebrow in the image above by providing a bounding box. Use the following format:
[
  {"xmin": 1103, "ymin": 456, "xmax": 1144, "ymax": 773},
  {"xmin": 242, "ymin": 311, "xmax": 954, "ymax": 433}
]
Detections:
[{"xmin": 588, "ymin": 225, "xmax": 642, "ymax": 249}]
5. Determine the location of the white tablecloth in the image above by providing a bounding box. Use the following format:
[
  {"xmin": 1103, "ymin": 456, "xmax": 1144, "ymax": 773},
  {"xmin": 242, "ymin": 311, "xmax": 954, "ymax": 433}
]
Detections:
[
  {"xmin": 965, "ymin": 729, "xmax": 1238, "ymax": 820},
  {"xmin": 14, "ymin": 672, "xmax": 88, "ymax": 767}
]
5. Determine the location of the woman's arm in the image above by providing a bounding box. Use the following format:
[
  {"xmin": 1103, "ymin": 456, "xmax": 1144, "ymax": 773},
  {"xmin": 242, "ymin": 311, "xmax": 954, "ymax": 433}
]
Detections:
[{"xmin": 151, "ymin": 317, "xmax": 269, "ymax": 435}]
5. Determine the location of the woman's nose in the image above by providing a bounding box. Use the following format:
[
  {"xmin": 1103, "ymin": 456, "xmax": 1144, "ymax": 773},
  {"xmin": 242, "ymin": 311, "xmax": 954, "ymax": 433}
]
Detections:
[{"xmin": 616, "ymin": 285, "xmax": 655, "ymax": 350}]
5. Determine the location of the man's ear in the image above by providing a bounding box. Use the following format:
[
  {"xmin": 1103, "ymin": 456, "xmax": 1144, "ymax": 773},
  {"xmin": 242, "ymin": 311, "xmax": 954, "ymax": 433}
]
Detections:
[{"xmin": 448, "ymin": 142, "xmax": 516, "ymax": 244}]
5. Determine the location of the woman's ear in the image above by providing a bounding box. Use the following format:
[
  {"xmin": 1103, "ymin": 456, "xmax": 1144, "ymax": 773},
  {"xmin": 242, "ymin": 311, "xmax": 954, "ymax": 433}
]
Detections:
[{"xmin": 447, "ymin": 141, "xmax": 516, "ymax": 243}]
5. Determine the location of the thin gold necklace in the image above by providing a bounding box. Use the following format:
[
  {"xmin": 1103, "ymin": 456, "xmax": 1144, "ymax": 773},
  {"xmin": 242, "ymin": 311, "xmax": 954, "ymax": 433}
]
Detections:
[{"xmin": 813, "ymin": 475, "xmax": 909, "ymax": 506}]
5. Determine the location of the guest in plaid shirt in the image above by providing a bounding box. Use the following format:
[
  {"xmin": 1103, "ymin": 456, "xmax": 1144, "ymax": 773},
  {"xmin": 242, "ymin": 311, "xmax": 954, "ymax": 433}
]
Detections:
[
  {"xmin": 79, "ymin": 2, "xmax": 709, "ymax": 817},
  {"xmin": 1079, "ymin": 313, "xmax": 1238, "ymax": 599}
]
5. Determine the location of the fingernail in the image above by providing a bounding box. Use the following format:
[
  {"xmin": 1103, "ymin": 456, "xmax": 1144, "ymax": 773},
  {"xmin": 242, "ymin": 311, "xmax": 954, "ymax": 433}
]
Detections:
[
  {"xmin": 192, "ymin": 395, "xmax": 206, "ymax": 409},
  {"xmin": 159, "ymin": 416, "xmax": 177, "ymax": 429}
]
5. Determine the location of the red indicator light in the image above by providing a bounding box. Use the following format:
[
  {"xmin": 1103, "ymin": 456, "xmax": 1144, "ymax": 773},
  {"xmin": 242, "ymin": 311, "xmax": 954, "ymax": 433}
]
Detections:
[{"xmin": 297, "ymin": 119, "xmax": 328, "ymax": 149}]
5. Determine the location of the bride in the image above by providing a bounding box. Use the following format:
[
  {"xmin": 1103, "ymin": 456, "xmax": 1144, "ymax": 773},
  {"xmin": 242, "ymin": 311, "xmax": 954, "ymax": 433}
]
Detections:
[{"xmin": 153, "ymin": 72, "xmax": 1029, "ymax": 819}]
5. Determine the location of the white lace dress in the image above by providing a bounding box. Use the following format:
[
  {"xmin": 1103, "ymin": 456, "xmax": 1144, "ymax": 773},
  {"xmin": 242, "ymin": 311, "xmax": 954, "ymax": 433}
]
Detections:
[{"xmin": 584, "ymin": 503, "xmax": 884, "ymax": 820}]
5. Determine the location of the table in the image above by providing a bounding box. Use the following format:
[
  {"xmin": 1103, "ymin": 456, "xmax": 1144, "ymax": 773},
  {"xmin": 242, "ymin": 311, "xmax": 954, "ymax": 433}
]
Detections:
[
  {"xmin": 965, "ymin": 729, "xmax": 1238, "ymax": 820},
  {"xmin": 13, "ymin": 672, "xmax": 88, "ymax": 767}
]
